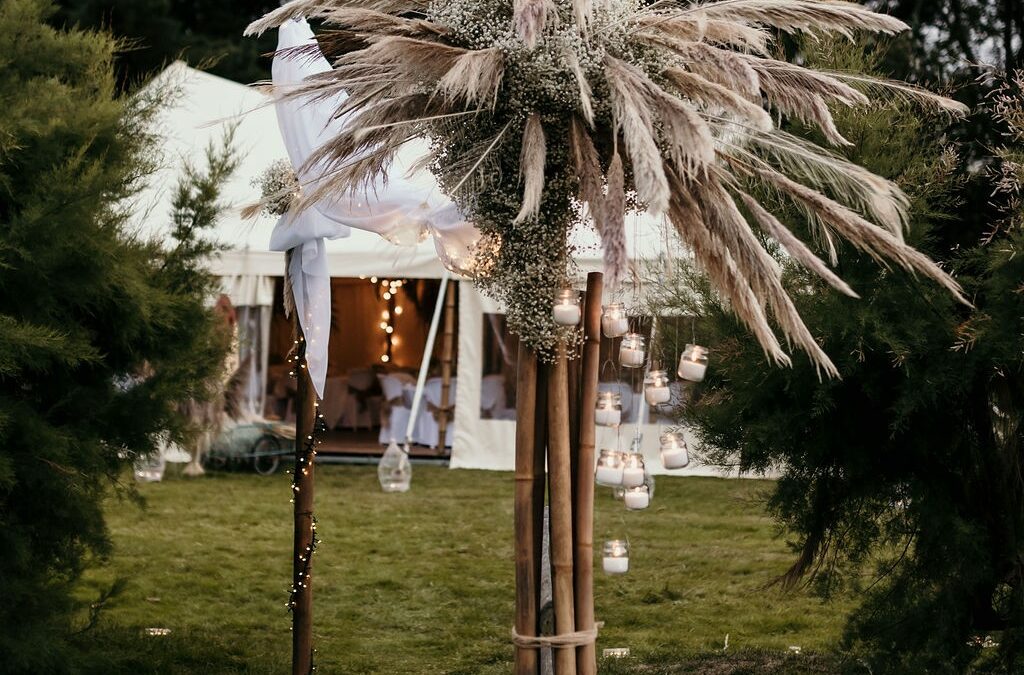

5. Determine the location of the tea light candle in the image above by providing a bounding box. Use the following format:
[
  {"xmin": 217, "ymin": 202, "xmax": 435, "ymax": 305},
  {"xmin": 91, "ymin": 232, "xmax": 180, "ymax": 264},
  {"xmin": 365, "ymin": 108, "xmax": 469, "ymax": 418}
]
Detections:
[
  {"xmin": 621, "ymin": 452, "xmax": 646, "ymax": 488},
  {"xmin": 619, "ymin": 333, "xmax": 646, "ymax": 369},
  {"xmin": 602, "ymin": 540, "xmax": 629, "ymax": 574},
  {"xmin": 624, "ymin": 486, "xmax": 650, "ymax": 510},
  {"xmin": 601, "ymin": 302, "xmax": 629, "ymax": 338},
  {"xmin": 644, "ymin": 369, "xmax": 671, "ymax": 406},
  {"xmin": 595, "ymin": 448, "xmax": 625, "ymax": 486},
  {"xmin": 595, "ymin": 391, "xmax": 622, "ymax": 427},
  {"xmin": 553, "ymin": 288, "xmax": 581, "ymax": 326},
  {"xmin": 678, "ymin": 344, "xmax": 709, "ymax": 382},
  {"xmin": 660, "ymin": 431, "xmax": 690, "ymax": 469}
]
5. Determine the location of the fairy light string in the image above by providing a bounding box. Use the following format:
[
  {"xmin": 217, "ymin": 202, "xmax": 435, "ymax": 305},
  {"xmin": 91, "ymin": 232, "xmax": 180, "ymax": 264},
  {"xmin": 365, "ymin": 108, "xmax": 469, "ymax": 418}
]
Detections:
[{"xmin": 285, "ymin": 335, "xmax": 324, "ymax": 674}]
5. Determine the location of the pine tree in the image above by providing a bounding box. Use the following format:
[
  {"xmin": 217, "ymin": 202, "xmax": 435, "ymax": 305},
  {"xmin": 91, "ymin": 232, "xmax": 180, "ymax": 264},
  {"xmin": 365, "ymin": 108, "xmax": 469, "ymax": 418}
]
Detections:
[
  {"xmin": 658, "ymin": 55, "xmax": 1024, "ymax": 671},
  {"xmin": 0, "ymin": 1, "xmax": 233, "ymax": 670}
]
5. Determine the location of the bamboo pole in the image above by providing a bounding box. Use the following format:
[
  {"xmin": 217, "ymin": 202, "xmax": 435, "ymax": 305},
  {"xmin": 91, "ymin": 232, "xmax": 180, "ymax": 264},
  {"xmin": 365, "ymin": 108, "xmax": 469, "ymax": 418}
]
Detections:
[
  {"xmin": 548, "ymin": 345, "xmax": 577, "ymax": 674},
  {"xmin": 514, "ymin": 345, "xmax": 542, "ymax": 675},
  {"xmin": 437, "ymin": 282, "xmax": 457, "ymax": 453},
  {"xmin": 533, "ymin": 359, "xmax": 550, "ymax": 637},
  {"xmin": 291, "ymin": 318, "xmax": 317, "ymax": 675},
  {"xmin": 574, "ymin": 272, "xmax": 603, "ymax": 675}
]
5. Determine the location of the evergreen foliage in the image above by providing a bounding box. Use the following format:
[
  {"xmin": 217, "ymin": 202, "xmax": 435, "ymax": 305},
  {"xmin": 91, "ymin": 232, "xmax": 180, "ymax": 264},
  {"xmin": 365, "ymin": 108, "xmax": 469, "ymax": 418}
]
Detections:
[
  {"xmin": 0, "ymin": 1, "xmax": 233, "ymax": 670},
  {"xmin": 657, "ymin": 51, "xmax": 1024, "ymax": 672}
]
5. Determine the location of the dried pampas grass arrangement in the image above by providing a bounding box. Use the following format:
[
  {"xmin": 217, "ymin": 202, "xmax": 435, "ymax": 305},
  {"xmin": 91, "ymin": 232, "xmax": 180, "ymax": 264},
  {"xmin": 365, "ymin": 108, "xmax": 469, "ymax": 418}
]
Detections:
[{"xmin": 247, "ymin": 0, "xmax": 968, "ymax": 371}]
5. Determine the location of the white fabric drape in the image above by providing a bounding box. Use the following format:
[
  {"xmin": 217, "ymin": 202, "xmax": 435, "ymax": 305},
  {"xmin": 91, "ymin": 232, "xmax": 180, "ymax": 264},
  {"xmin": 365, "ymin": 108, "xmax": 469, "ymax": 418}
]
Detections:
[{"xmin": 271, "ymin": 18, "xmax": 478, "ymax": 398}]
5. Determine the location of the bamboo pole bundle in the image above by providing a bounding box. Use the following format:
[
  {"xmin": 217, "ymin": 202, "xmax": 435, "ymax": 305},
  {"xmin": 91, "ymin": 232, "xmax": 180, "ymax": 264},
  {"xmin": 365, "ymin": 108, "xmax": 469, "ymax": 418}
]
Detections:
[
  {"xmin": 291, "ymin": 318, "xmax": 318, "ymax": 675},
  {"xmin": 574, "ymin": 272, "xmax": 603, "ymax": 675},
  {"xmin": 547, "ymin": 345, "xmax": 577, "ymax": 674},
  {"xmin": 437, "ymin": 282, "xmax": 457, "ymax": 454},
  {"xmin": 514, "ymin": 345, "xmax": 542, "ymax": 675}
]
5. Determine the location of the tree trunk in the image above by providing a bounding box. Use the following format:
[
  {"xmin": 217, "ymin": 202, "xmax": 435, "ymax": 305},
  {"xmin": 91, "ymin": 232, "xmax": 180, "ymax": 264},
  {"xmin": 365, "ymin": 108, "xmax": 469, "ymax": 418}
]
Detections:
[{"xmin": 292, "ymin": 321, "xmax": 317, "ymax": 675}]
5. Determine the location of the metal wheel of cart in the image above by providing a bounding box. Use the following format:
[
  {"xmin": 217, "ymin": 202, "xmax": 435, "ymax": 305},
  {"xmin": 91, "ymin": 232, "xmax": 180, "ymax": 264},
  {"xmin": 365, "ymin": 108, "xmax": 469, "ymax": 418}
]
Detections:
[{"xmin": 252, "ymin": 434, "xmax": 282, "ymax": 475}]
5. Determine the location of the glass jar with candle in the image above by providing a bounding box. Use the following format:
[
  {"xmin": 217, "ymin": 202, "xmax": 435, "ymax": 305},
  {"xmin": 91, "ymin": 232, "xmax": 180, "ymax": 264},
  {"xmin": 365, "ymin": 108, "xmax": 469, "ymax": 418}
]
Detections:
[
  {"xmin": 601, "ymin": 302, "xmax": 629, "ymax": 338},
  {"xmin": 595, "ymin": 449, "xmax": 625, "ymax": 486},
  {"xmin": 660, "ymin": 431, "xmax": 690, "ymax": 469},
  {"xmin": 621, "ymin": 452, "xmax": 646, "ymax": 488},
  {"xmin": 619, "ymin": 333, "xmax": 646, "ymax": 368},
  {"xmin": 677, "ymin": 343, "xmax": 709, "ymax": 382},
  {"xmin": 624, "ymin": 484, "xmax": 650, "ymax": 510},
  {"xmin": 552, "ymin": 288, "xmax": 581, "ymax": 326},
  {"xmin": 377, "ymin": 440, "xmax": 412, "ymax": 492},
  {"xmin": 594, "ymin": 391, "xmax": 622, "ymax": 427},
  {"xmin": 602, "ymin": 539, "xmax": 630, "ymax": 574},
  {"xmin": 644, "ymin": 369, "xmax": 671, "ymax": 406}
]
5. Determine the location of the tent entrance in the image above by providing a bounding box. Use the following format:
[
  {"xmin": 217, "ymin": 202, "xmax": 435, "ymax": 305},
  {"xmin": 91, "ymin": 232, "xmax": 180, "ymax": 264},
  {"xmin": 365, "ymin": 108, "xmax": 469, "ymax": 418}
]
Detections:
[{"xmin": 263, "ymin": 276, "xmax": 458, "ymax": 458}]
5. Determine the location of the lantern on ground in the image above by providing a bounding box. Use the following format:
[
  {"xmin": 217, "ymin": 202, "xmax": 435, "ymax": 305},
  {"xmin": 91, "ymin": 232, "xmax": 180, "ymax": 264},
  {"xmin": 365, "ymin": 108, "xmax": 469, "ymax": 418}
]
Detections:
[
  {"xmin": 378, "ymin": 440, "xmax": 412, "ymax": 492},
  {"xmin": 552, "ymin": 288, "xmax": 581, "ymax": 326},
  {"xmin": 595, "ymin": 391, "xmax": 622, "ymax": 427},
  {"xmin": 660, "ymin": 431, "xmax": 689, "ymax": 470},
  {"xmin": 595, "ymin": 448, "xmax": 625, "ymax": 486},
  {"xmin": 601, "ymin": 302, "xmax": 629, "ymax": 338},
  {"xmin": 644, "ymin": 369, "xmax": 671, "ymax": 406},
  {"xmin": 619, "ymin": 333, "xmax": 646, "ymax": 368},
  {"xmin": 621, "ymin": 452, "xmax": 646, "ymax": 488},
  {"xmin": 677, "ymin": 344, "xmax": 709, "ymax": 382},
  {"xmin": 602, "ymin": 540, "xmax": 630, "ymax": 574}
]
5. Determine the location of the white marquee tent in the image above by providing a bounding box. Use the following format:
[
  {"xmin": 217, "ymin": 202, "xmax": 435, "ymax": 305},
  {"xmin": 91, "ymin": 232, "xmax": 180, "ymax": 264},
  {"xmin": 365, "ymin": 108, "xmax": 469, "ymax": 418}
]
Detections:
[{"xmin": 133, "ymin": 61, "xmax": 728, "ymax": 476}]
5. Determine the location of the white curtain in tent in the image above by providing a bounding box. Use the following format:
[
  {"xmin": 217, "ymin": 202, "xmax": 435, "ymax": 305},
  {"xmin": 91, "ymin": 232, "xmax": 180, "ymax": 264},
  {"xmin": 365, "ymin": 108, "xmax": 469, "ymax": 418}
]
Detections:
[{"xmin": 271, "ymin": 19, "xmax": 477, "ymax": 399}]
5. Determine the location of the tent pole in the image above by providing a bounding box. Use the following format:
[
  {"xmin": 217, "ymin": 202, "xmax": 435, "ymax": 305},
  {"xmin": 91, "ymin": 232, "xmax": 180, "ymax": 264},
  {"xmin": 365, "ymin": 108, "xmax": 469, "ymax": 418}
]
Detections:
[
  {"xmin": 514, "ymin": 344, "xmax": 542, "ymax": 675},
  {"xmin": 291, "ymin": 309, "xmax": 317, "ymax": 675},
  {"xmin": 574, "ymin": 272, "xmax": 602, "ymax": 675},
  {"xmin": 405, "ymin": 272, "xmax": 451, "ymax": 444},
  {"xmin": 436, "ymin": 281, "xmax": 457, "ymax": 453}
]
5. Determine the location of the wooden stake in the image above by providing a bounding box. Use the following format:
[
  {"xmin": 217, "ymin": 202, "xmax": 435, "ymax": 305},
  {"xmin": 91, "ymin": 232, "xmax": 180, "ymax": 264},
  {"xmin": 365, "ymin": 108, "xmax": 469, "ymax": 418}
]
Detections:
[
  {"xmin": 574, "ymin": 272, "xmax": 603, "ymax": 675},
  {"xmin": 437, "ymin": 282, "xmax": 457, "ymax": 453},
  {"xmin": 292, "ymin": 319, "xmax": 317, "ymax": 675},
  {"xmin": 514, "ymin": 345, "xmax": 542, "ymax": 675},
  {"xmin": 548, "ymin": 345, "xmax": 577, "ymax": 674}
]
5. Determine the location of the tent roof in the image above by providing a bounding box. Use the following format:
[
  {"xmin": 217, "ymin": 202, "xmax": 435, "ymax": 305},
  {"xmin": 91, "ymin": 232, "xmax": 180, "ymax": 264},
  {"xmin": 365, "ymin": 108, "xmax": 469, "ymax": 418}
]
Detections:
[{"xmin": 133, "ymin": 62, "xmax": 673, "ymax": 280}]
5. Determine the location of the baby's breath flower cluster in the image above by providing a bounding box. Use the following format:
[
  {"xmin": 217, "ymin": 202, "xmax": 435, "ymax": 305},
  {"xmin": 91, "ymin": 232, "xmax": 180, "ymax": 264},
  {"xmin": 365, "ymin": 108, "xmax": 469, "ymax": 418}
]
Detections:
[{"xmin": 252, "ymin": 159, "xmax": 300, "ymax": 217}]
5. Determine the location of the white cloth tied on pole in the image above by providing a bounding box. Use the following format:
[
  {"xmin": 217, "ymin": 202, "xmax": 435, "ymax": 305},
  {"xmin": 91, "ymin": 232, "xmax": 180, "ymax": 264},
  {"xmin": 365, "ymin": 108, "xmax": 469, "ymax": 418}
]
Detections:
[{"xmin": 270, "ymin": 18, "xmax": 478, "ymax": 399}]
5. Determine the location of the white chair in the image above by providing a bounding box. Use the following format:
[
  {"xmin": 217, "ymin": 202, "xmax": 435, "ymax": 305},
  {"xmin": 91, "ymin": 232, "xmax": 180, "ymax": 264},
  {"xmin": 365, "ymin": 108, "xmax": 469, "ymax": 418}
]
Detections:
[
  {"xmin": 414, "ymin": 377, "xmax": 457, "ymax": 448},
  {"xmin": 378, "ymin": 374, "xmax": 413, "ymax": 444},
  {"xmin": 480, "ymin": 374, "xmax": 507, "ymax": 418}
]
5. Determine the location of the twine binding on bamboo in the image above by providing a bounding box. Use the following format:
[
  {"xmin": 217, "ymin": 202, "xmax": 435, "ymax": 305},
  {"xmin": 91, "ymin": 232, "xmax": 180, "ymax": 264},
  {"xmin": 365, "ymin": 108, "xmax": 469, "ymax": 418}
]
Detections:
[{"xmin": 511, "ymin": 621, "xmax": 603, "ymax": 649}]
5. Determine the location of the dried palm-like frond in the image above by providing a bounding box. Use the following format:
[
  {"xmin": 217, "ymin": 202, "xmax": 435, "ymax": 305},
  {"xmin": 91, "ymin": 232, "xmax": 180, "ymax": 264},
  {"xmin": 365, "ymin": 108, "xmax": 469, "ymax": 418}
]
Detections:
[{"xmin": 249, "ymin": 0, "xmax": 969, "ymax": 367}]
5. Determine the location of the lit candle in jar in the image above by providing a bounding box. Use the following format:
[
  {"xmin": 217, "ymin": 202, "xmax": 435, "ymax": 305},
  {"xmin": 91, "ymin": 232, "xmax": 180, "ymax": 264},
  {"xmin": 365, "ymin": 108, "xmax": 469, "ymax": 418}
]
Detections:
[
  {"xmin": 552, "ymin": 288, "xmax": 581, "ymax": 326},
  {"xmin": 624, "ymin": 485, "xmax": 650, "ymax": 510},
  {"xmin": 595, "ymin": 448, "xmax": 625, "ymax": 486},
  {"xmin": 619, "ymin": 333, "xmax": 646, "ymax": 368},
  {"xmin": 594, "ymin": 391, "xmax": 622, "ymax": 427},
  {"xmin": 644, "ymin": 369, "xmax": 671, "ymax": 406},
  {"xmin": 660, "ymin": 431, "xmax": 690, "ymax": 470},
  {"xmin": 601, "ymin": 302, "xmax": 629, "ymax": 338},
  {"xmin": 621, "ymin": 452, "xmax": 646, "ymax": 488},
  {"xmin": 677, "ymin": 344, "xmax": 709, "ymax": 382},
  {"xmin": 603, "ymin": 540, "xmax": 629, "ymax": 574}
]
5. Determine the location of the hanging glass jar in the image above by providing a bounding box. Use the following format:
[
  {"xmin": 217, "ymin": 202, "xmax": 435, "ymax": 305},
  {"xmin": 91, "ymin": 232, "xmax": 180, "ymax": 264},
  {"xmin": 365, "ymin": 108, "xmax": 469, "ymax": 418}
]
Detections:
[
  {"xmin": 594, "ymin": 391, "xmax": 622, "ymax": 427},
  {"xmin": 552, "ymin": 287, "xmax": 581, "ymax": 326},
  {"xmin": 601, "ymin": 302, "xmax": 629, "ymax": 338},
  {"xmin": 660, "ymin": 431, "xmax": 690, "ymax": 470},
  {"xmin": 595, "ymin": 448, "xmax": 625, "ymax": 486},
  {"xmin": 378, "ymin": 440, "xmax": 412, "ymax": 492},
  {"xmin": 621, "ymin": 452, "xmax": 646, "ymax": 488},
  {"xmin": 644, "ymin": 369, "xmax": 671, "ymax": 406},
  {"xmin": 677, "ymin": 343, "xmax": 709, "ymax": 382},
  {"xmin": 624, "ymin": 484, "xmax": 650, "ymax": 510},
  {"xmin": 619, "ymin": 333, "xmax": 646, "ymax": 368},
  {"xmin": 602, "ymin": 539, "xmax": 630, "ymax": 574}
]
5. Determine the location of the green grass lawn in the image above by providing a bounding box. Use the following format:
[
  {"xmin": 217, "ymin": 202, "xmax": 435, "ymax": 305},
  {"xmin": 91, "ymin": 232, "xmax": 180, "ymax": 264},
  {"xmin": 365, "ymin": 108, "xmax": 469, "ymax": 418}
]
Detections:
[{"xmin": 74, "ymin": 466, "xmax": 858, "ymax": 673}]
